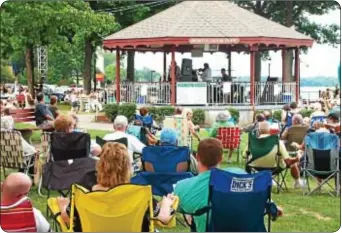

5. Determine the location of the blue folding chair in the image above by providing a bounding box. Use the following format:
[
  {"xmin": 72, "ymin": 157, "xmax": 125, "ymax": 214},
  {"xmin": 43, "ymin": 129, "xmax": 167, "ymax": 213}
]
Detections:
[
  {"xmin": 182, "ymin": 169, "xmax": 278, "ymax": 232},
  {"xmin": 302, "ymin": 132, "xmax": 340, "ymax": 196},
  {"xmin": 131, "ymin": 145, "xmax": 193, "ymax": 196},
  {"xmin": 310, "ymin": 115, "xmax": 327, "ymax": 127}
]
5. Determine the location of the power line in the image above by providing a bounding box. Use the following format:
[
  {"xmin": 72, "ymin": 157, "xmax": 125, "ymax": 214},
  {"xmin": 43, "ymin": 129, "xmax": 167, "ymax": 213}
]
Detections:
[{"xmin": 97, "ymin": 1, "xmax": 170, "ymax": 14}]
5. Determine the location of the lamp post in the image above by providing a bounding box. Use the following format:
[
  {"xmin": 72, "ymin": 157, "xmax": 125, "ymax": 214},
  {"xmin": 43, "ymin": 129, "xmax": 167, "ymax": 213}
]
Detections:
[{"xmin": 150, "ymin": 70, "xmax": 155, "ymax": 83}]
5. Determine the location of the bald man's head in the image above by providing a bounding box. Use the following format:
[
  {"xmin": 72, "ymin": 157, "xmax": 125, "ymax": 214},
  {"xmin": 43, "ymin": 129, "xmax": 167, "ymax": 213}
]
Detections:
[
  {"xmin": 258, "ymin": 121, "xmax": 270, "ymax": 135},
  {"xmin": 1, "ymin": 173, "xmax": 32, "ymax": 204},
  {"xmin": 292, "ymin": 114, "xmax": 303, "ymax": 125}
]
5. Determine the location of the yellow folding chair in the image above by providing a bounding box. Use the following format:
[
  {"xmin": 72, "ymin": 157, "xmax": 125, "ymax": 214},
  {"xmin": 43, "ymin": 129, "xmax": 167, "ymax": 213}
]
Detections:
[{"xmin": 48, "ymin": 183, "xmax": 155, "ymax": 232}]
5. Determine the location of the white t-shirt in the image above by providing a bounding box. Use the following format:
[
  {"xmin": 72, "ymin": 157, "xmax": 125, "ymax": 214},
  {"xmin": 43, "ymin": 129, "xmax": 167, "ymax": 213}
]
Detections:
[
  {"xmin": 103, "ymin": 131, "xmax": 145, "ymax": 154},
  {"xmin": 33, "ymin": 208, "xmax": 51, "ymax": 232}
]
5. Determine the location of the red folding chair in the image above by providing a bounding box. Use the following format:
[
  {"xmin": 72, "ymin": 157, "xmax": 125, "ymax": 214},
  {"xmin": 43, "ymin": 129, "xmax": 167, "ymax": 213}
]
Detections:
[{"xmin": 217, "ymin": 127, "xmax": 242, "ymax": 163}]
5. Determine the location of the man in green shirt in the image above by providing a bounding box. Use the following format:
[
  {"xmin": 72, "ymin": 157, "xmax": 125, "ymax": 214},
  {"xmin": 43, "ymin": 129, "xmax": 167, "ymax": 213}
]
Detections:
[{"xmin": 174, "ymin": 138, "xmax": 246, "ymax": 232}]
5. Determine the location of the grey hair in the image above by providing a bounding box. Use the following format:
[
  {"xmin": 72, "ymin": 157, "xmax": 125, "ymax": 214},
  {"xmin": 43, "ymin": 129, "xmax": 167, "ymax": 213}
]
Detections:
[
  {"xmin": 292, "ymin": 114, "xmax": 303, "ymax": 125},
  {"xmin": 216, "ymin": 112, "xmax": 229, "ymax": 122},
  {"xmin": 258, "ymin": 121, "xmax": 270, "ymax": 135}
]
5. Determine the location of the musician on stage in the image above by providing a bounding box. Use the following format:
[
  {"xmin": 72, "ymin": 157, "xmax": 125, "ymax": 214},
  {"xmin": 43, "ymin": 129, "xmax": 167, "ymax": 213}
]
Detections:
[
  {"xmin": 221, "ymin": 68, "xmax": 232, "ymax": 82},
  {"xmin": 199, "ymin": 63, "xmax": 212, "ymax": 82}
]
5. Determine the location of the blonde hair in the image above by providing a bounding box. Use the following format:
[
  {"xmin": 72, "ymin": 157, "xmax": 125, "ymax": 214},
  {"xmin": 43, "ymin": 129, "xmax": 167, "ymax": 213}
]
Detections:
[
  {"xmin": 54, "ymin": 115, "xmax": 73, "ymax": 132},
  {"xmin": 96, "ymin": 143, "xmax": 131, "ymax": 188},
  {"xmin": 182, "ymin": 108, "xmax": 193, "ymax": 119}
]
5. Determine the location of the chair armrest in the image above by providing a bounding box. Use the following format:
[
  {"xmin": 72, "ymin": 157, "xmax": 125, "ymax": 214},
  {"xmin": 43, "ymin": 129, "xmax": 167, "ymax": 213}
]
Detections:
[
  {"xmin": 133, "ymin": 153, "xmax": 142, "ymax": 160},
  {"xmin": 265, "ymin": 202, "xmax": 278, "ymax": 221}
]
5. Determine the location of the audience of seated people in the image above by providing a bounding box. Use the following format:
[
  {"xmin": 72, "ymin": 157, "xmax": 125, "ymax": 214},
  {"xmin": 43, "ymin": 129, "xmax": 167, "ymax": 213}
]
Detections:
[
  {"xmin": 0, "ymin": 108, "xmax": 37, "ymax": 156},
  {"xmin": 281, "ymin": 114, "xmax": 309, "ymax": 141},
  {"xmin": 56, "ymin": 142, "xmax": 176, "ymax": 232},
  {"xmin": 247, "ymin": 122, "xmax": 305, "ymax": 188},
  {"xmin": 159, "ymin": 128, "xmax": 198, "ymax": 175},
  {"xmin": 1, "ymin": 173, "xmax": 51, "ymax": 232},
  {"xmin": 174, "ymin": 138, "xmax": 283, "ymax": 232},
  {"xmin": 48, "ymin": 95, "xmax": 60, "ymax": 119},
  {"xmin": 35, "ymin": 92, "xmax": 54, "ymax": 129},
  {"xmin": 310, "ymin": 102, "xmax": 326, "ymax": 119},
  {"xmin": 100, "ymin": 115, "xmax": 146, "ymax": 167},
  {"xmin": 209, "ymin": 112, "xmax": 235, "ymax": 163},
  {"xmin": 54, "ymin": 115, "xmax": 102, "ymax": 157}
]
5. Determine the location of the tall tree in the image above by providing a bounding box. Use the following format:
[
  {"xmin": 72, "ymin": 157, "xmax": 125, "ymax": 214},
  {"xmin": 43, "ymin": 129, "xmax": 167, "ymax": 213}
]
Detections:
[{"xmin": 0, "ymin": 1, "xmax": 90, "ymax": 96}]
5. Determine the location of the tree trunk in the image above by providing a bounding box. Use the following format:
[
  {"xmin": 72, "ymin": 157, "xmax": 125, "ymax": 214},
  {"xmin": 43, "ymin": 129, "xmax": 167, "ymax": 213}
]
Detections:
[
  {"xmin": 284, "ymin": 1, "xmax": 294, "ymax": 82},
  {"xmin": 83, "ymin": 39, "xmax": 94, "ymax": 94},
  {"xmin": 126, "ymin": 51, "xmax": 135, "ymax": 82},
  {"xmin": 25, "ymin": 46, "xmax": 35, "ymax": 98}
]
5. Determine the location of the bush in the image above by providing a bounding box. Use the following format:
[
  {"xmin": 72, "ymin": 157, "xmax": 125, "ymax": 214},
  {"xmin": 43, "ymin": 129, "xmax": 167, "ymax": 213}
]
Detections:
[
  {"xmin": 228, "ymin": 107, "xmax": 240, "ymax": 123},
  {"xmin": 147, "ymin": 106, "xmax": 174, "ymax": 123},
  {"xmin": 273, "ymin": 110, "xmax": 282, "ymax": 121},
  {"xmin": 104, "ymin": 104, "xmax": 119, "ymax": 122},
  {"xmin": 300, "ymin": 109, "xmax": 314, "ymax": 118},
  {"xmin": 118, "ymin": 103, "xmax": 137, "ymax": 121},
  {"xmin": 193, "ymin": 109, "xmax": 205, "ymax": 125}
]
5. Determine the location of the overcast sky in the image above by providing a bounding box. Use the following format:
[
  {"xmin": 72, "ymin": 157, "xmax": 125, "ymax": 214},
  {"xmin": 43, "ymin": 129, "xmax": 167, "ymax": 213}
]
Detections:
[{"xmin": 128, "ymin": 9, "xmax": 341, "ymax": 78}]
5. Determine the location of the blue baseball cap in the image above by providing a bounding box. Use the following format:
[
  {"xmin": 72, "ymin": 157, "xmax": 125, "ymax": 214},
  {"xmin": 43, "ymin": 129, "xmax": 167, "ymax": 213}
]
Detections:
[{"xmin": 160, "ymin": 128, "xmax": 178, "ymax": 145}]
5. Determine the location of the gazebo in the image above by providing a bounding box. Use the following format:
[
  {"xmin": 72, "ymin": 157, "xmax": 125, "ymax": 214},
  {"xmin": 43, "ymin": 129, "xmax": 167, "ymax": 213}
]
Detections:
[{"xmin": 103, "ymin": 1, "xmax": 313, "ymax": 106}]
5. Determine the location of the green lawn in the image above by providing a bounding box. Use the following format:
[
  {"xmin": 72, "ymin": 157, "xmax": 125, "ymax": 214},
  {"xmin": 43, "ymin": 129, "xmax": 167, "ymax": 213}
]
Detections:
[
  {"xmin": 15, "ymin": 123, "xmax": 111, "ymax": 144},
  {"xmin": 5, "ymin": 128, "xmax": 341, "ymax": 232}
]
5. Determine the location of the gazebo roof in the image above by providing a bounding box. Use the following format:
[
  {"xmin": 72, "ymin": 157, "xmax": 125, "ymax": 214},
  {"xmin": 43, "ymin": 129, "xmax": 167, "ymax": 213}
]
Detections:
[{"xmin": 103, "ymin": 1, "xmax": 313, "ymax": 51}]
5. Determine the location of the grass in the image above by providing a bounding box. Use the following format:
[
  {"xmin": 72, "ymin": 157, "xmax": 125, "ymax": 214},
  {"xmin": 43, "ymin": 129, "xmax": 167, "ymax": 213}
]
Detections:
[
  {"xmin": 5, "ymin": 128, "xmax": 341, "ymax": 232},
  {"xmin": 15, "ymin": 123, "xmax": 111, "ymax": 144}
]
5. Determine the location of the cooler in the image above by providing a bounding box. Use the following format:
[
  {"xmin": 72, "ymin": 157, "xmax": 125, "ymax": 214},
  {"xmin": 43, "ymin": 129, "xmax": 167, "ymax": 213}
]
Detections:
[{"xmin": 283, "ymin": 93, "xmax": 292, "ymax": 103}]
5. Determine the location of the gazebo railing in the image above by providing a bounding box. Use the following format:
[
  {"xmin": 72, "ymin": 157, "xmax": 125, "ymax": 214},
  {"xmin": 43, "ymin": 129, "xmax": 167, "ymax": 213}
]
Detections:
[{"xmin": 106, "ymin": 81, "xmax": 297, "ymax": 105}]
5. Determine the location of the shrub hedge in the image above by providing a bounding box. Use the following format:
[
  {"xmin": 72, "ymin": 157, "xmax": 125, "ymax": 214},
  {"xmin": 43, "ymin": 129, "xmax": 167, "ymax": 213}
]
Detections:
[{"xmin": 104, "ymin": 104, "xmax": 206, "ymax": 125}]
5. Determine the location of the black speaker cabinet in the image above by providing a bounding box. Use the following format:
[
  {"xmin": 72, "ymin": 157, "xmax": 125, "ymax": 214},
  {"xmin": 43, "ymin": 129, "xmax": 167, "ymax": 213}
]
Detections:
[
  {"xmin": 181, "ymin": 58, "xmax": 192, "ymax": 76},
  {"xmin": 179, "ymin": 75, "xmax": 193, "ymax": 82}
]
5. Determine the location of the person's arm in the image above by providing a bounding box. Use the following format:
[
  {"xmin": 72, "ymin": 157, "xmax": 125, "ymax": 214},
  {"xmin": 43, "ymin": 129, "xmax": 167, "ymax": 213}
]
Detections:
[
  {"xmin": 130, "ymin": 136, "xmax": 146, "ymax": 154},
  {"xmin": 33, "ymin": 208, "xmax": 52, "ymax": 232}
]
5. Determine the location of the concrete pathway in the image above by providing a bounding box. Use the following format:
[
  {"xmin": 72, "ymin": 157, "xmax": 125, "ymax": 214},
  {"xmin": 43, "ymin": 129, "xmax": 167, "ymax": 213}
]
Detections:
[{"xmin": 77, "ymin": 114, "xmax": 113, "ymax": 131}]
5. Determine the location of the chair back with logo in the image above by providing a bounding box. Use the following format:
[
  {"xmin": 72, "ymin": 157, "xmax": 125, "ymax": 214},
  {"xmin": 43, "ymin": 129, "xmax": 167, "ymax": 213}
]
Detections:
[
  {"xmin": 206, "ymin": 169, "xmax": 273, "ymax": 232},
  {"xmin": 69, "ymin": 184, "xmax": 154, "ymax": 232},
  {"xmin": 95, "ymin": 136, "xmax": 128, "ymax": 148},
  {"xmin": 50, "ymin": 132, "xmax": 90, "ymax": 161},
  {"xmin": 142, "ymin": 145, "xmax": 190, "ymax": 172},
  {"xmin": 0, "ymin": 197, "xmax": 37, "ymax": 232},
  {"xmin": 216, "ymin": 127, "xmax": 241, "ymax": 150},
  {"xmin": 0, "ymin": 130, "xmax": 25, "ymax": 169}
]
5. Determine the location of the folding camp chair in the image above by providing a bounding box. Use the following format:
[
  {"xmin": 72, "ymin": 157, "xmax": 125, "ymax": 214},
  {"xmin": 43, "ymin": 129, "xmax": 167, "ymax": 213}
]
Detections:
[
  {"xmin": 302, "ymin": 132, "xmax": 340, "ymax": 196},
  {"xmin": 0, "ymin": 130, "xmax": 36, "ymax": 176},
  {"xmin": 95, "ymin": 136, "xmax": 128, "ymax": 147},
  {"xmin": 131, "ymin": 145, "xmax": 193, "ymax": 196},
  {"xmin": 163, "ymin": 116, "xmax": 191, "ymax": 148},
  {"xmin": 246, "ymin": 132, "xmax": 288, "ymax": 193},
  {"xmin": 283, "ymin": 125, "xmax": 308, "ymax": 155},
  {"xmin": 181, "ymin": 169, "xmax": 278, "ymax": 232},
  {"xmin": 216, "ymin": 127, "xmax": 241, "ymax": 163},
  {"xmin": 0, "ymin": 196, "xmax": 37, "ymax": 232},
  {"xmin": 42, "ymin": 132, "xmax": 95, "ymax": 211},
  {"xmin": 47, "ymin": 184, "xmax": 156, "ymax": 232}
]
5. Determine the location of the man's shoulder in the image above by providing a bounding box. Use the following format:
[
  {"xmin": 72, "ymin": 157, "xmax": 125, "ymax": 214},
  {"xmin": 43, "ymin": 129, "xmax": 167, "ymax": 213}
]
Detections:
[{"xmin": 223, "ymin": 167, "xmax": 247, "ymax": 174}]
